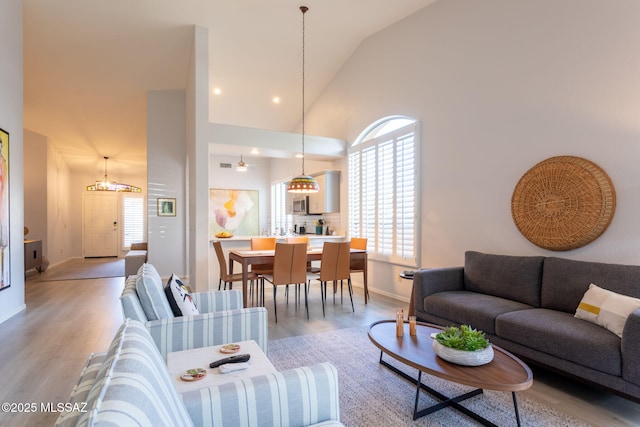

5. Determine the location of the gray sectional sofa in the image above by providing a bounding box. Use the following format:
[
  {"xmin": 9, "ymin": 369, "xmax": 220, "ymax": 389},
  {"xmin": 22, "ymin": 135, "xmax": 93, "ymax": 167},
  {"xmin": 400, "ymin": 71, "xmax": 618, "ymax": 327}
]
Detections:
[{"xmin": 412, "ymin": 251, "xmax": 640, "ymax": 402}]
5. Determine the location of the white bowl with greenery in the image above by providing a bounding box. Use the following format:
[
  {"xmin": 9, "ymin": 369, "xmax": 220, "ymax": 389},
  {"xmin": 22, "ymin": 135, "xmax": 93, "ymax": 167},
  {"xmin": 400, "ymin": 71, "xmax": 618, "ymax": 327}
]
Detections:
[{"xmin": 432, "ymin": 325, "xmax": 494, "ymax": 366}]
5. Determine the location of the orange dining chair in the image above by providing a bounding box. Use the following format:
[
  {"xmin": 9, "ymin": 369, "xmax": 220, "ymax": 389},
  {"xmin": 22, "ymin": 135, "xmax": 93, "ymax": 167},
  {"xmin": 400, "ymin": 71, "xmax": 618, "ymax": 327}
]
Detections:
[
  {"xmin": 213, "ymin": 241, "xmax": 259, "ymax": 299},
  {"xmin": 308, "ymin": 241, "xmax": 354, "ymax": 316},
  {"xmin": 249, "ymin": 237, "xmax": 277, "ymax": 305},
  {"xmin": 261, "ymin": 243, "xmax": 311, "ymax": 322},
  {"xmin": 286, "ymin": 236, "xmax": 309, "ymax": 245},
  {"xmin": 350, "ymin": 237, "xmax": 369, "ymax": 301}
]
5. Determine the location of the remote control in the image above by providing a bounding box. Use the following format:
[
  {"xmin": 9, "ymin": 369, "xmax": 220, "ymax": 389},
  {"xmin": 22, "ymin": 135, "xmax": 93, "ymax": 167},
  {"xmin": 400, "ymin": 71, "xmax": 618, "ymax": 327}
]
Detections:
[
  {"xmin": 209, "ymin": 354, "xmax": 251, "ymax": 368},
  {"xmin": 219, "ymin": 362, "xmax": 249, "ymax": 374}
]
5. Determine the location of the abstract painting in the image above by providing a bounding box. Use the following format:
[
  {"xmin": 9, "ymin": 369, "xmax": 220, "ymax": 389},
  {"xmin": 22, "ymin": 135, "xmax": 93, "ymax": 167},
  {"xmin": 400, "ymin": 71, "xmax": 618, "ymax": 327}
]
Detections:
[
  {"xmin": 0, "ymin": 128, "xmax": 10, "ymax": 291},
  {"xmin": 210, "ymin": 189, "xmax": 259, "ymax": 236}
]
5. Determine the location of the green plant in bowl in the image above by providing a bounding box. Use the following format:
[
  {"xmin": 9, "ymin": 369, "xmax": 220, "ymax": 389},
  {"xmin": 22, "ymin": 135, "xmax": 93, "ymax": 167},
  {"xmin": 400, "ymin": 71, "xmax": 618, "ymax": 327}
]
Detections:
[{"xmin": 435, "ymin": 325, "xmax": 489, "ymax": 351}]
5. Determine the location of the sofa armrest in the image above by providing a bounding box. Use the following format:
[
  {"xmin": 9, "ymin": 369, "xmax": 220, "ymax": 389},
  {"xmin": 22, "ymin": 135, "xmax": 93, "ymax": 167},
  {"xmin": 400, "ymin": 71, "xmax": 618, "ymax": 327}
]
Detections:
[
  {"xmin": 144, "ymin": 307, "xmax": 268, "ymax": 358},
  {"xmin": 182, "ymin": 363, "xmax": 343, "ymax": 427},
  {"xmin": 413, "ymin": 267, "xmax": 464, "ymax": 317},
  {"xmin": 622, "ymin": 308, "xmax": 640, "ymax": 386},
  {"xmin": 191, "ymin": 289, "xmax": 243, "ymax": 312}
]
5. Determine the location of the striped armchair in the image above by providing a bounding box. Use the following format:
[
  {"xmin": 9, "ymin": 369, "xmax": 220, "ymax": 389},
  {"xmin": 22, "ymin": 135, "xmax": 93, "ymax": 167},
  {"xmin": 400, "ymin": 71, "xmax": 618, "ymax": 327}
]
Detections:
[
  {"xmin": 56, "ymin": 319, "xmax": 343, "ymax": 427},
  {"xmin": 120, "ymin": 264, "xmax": 268, "ymax": 357}
]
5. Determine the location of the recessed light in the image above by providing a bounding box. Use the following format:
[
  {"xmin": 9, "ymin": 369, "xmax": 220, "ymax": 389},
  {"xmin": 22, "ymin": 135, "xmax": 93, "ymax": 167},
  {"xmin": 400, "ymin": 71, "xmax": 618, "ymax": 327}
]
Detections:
[
  {"xmin": 272, "ymin": 96, "xmax": 281, "ymax": 104},
  {"xmin": 295, "ymin": 153, "xmax": 304, "ymax": 159},
  {"xmin": 250, "ymin": 148, "xmax": 260, "ymax": 155},
  {"xmin": 213, "ymin": 88, "xmax": 222, "ymax": 95}
]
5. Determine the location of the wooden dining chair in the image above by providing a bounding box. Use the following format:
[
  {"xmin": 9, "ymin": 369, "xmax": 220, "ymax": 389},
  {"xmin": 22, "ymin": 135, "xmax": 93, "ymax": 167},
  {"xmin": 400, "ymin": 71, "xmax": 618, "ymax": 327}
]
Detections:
[
  {"xmin": 350, "ymin": 237, "xmax": 369, "ymax": 301},
  {"xmin": 213, "ymin": 241, "xmax": 259, "ymax": 298},
  {"xmin": 261, "ymin": 243, "xmax": 310, "ymax": 322},
  {"xmin": 309, "ymin": 241, "xmax": 354, "ymax": 316},
  {"xmin": 286, "ymin": 236, "xmax": 309, "ymax": 245},
  {"xmin": 287, "ymin": 236, "xmax": 319, "ymax": 274},
  {"xmin": 249, "ymin": 237, "xmax": 276, "ymax": 305}
]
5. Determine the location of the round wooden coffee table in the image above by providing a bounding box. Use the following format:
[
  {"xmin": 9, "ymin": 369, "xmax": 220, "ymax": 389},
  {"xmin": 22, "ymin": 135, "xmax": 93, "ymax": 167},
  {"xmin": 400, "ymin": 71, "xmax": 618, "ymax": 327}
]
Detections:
[{"xmin": 368, "ymin": 320, "xmax": 533, "ymax": 426}]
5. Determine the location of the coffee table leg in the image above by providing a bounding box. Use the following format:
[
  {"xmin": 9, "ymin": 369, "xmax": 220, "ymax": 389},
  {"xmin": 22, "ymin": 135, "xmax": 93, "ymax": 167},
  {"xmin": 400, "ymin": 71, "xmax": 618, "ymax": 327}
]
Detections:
[
  {"xmin": 512, "ymin": 392, "xmax": 521, "ymax": 427},
  {"xmin": 379, "ymin": 352, "xmax": 497, "ymax": 426}
]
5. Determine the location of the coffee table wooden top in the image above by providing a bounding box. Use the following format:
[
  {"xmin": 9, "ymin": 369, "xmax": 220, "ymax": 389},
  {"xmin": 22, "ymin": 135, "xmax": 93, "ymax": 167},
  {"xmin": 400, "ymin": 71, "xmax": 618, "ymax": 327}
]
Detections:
[{"xmin": 368, "ymin": 320, "xmax": 533, "ymax": 392}]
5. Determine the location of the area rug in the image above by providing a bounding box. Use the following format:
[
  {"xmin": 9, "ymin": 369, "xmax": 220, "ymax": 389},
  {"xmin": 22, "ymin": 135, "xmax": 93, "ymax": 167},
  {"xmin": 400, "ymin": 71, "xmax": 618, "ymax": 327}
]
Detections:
[
  {"xmin": 39, "ymin": 257, "xmax": 124, "ymax": 281},
  {"xmin": 268, "ymin": 328, "xmax": 589, "ymax": 427}
]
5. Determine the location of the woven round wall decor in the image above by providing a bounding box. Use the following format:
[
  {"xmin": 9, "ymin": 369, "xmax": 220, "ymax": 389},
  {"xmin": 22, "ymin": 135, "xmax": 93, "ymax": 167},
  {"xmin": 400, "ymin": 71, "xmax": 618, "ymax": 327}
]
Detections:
[{"xmin": 511, "ymin": 156, "xmax": 616, "ymax": 251}]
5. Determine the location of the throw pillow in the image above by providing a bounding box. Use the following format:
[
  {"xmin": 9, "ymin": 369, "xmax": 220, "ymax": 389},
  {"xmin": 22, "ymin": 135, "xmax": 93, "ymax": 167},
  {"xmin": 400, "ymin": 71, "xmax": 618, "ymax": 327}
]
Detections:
[
  {"xmin": 165, "ymin": 274, "xmax": 199, "ymax": 317},
  {"xmin": 575, "ymin": 283, "xmax": 640, "ymax": 337}
]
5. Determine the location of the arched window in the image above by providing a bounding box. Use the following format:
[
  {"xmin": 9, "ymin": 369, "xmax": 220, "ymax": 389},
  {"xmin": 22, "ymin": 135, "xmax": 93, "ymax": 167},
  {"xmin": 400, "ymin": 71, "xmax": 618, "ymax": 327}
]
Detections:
[{"xmin": 348, "ymin": 116, "xmax": 419, "ymax": 266}]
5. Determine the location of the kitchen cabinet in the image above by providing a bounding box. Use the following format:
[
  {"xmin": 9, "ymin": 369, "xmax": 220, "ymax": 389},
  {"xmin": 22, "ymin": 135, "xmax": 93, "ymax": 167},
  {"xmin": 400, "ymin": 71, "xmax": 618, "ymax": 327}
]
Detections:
[{"xmin": 308, "ymin": 170, "xmax": 340, "ymax": 214}]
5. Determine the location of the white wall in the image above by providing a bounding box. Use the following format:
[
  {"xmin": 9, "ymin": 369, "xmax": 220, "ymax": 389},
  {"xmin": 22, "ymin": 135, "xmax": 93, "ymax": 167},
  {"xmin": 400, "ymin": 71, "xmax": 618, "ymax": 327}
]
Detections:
[
  {"xmin": 186, "ymin": 25, "xmax": 211, "ymax": 290},
  {"xmin": 0, "ymin": 0, "xmax": 24, "ymax": 323},
  {"xmin": 23, "ymin": 130, "xmax": 47, "ymax": 253},
  {"xmin": 147, "ymin": 89, "xmax": 187, "ymax": 278},
  {"xmin": 305, "ymin": 0, "xmax": 640, "ymax": 301}
]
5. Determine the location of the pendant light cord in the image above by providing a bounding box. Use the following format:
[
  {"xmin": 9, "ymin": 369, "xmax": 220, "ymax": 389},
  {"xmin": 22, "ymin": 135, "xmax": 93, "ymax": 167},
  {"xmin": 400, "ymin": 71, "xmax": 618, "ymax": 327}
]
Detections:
[{"xmin": 301, "ymin": 6, "xmax": 308, "ymax": 175}]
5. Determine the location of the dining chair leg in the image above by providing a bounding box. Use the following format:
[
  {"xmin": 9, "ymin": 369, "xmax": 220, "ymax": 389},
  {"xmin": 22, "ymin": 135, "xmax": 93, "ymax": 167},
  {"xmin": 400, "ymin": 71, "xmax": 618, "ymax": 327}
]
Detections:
[
  {"xmin": 218, "ymin": 278, "xmax": 222, "ymax": 291},
  {"xmin": 348, "ymin": 278, "xmax": 355, "ymax": 312},
  {"xmin": 304, "ymin": 282, "xmax": 309, "ymax": 320},
  {"xmin": 273, "ymin": 285, "xmax": 278, "ymax": 323},
  {"xmin": 321, "ymin": 281, "xmax": 326, "ymax": 316}
]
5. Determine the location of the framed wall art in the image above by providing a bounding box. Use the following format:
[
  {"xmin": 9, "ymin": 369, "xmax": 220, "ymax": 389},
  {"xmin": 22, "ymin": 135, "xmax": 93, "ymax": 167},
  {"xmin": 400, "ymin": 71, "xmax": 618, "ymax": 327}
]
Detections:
[
  {"xmin": 0, "ymin": 128, "xmax": 10, "ymax": 291},
  {"xmin": 209, "ymin": 189, "xmax": 259, "ymax": 237},
  {"xmin": 157, "ymin": 198, "xmax": 176, "ymax": 217}
]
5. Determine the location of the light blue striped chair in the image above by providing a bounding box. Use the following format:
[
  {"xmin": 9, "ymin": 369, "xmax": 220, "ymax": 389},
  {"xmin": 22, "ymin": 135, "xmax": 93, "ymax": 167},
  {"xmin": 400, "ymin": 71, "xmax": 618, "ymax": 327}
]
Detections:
[
  {"xmin": 120, "ymin": 263, "xmax": 268, "ymax": 358},
  {"xmin": 56, "ymin": 319, "xmax": 343, "ymax": 427}
]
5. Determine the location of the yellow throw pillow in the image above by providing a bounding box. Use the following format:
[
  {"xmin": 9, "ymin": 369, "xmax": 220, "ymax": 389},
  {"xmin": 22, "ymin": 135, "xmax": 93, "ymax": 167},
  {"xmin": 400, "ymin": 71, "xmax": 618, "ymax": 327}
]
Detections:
[{"xmin": 575, "ymin": 283, "xmax": 640, "ymax": 338}]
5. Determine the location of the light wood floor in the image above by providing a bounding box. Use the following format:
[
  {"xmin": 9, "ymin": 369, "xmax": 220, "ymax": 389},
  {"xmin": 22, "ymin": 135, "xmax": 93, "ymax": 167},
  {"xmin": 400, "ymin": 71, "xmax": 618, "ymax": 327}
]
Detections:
[{"xmin": 0, "ymin": 267, "xmax": 638, "ymax": 426}]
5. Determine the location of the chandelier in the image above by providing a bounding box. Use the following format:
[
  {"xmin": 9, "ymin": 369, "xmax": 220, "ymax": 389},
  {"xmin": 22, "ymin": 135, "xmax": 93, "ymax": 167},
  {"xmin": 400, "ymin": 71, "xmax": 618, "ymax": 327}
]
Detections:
[
  {"xmin": 288, "ymin": 6, "xmax": 319, "ymax": 193},
  {"xmin": 86, "ymin": 157, "xmax": 141, "ymax": 192}
]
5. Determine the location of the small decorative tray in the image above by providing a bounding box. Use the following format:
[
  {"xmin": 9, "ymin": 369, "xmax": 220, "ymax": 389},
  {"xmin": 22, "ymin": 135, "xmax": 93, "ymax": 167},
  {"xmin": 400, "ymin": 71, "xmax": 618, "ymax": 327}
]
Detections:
[
  {"xmin": 220, "ymin": 344, "xmax": 240, "ymax": 354},
  {"xmin": 180, "ymin": 368, "xmax": 207, "ymax": 382}
]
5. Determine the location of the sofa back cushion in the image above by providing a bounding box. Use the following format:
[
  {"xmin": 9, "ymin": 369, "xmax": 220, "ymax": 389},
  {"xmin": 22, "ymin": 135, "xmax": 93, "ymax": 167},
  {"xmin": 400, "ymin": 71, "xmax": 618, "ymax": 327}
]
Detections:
[
  {"xmin": 120, "ymin": 276, "xmax": 149, "ymax": 322},
  {"xmin": 135, "ymin": 263, "xmax": 174, "ymax": 321},
  {"xmin": 80, "ymin": 319, "xmax": 194, "ymax": 427},
  {"xmin": 542, "ymin": 257, "xmax": 640, "ymax": 313},
  {"xmin": 464, "ymin": 251, "xmax": 544, "ymax": 307}
]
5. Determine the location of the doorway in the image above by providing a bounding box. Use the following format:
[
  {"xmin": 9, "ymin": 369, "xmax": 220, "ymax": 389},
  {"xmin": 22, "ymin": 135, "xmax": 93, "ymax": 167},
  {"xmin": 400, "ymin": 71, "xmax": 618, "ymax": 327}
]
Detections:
[{"xmin": 83, "ymin": 192, "xmax": 118, "ymax": 257}]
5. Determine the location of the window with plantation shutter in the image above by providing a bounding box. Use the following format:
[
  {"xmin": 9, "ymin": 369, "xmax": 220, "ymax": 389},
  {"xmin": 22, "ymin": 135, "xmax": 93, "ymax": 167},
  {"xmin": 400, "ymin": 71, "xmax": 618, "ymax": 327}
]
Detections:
[
  {"xmin": 348, "ymin": 119, "xmax": 418, "ymax": 266},
  {"xmin": 271, "ymin": 181, "xmax": 292, "ymax": 235},
  {"xmin": 123, "ymin": 195, "xmax": 145, "ymax": 249}
]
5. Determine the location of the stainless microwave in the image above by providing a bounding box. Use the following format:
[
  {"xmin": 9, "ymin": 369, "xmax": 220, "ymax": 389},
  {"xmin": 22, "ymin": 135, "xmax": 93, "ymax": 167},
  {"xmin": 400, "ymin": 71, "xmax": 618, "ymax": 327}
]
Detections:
[{"xmin": 292, "ymin": 197, "xmax": 307, "ymax": 214}]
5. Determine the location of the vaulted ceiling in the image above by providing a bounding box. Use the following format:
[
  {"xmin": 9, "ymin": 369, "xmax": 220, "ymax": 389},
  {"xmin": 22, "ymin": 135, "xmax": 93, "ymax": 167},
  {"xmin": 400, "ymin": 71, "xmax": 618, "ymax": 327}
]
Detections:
[{"xmin": 23, "ymin": 0, "xmax": 436, "ymax": 176}]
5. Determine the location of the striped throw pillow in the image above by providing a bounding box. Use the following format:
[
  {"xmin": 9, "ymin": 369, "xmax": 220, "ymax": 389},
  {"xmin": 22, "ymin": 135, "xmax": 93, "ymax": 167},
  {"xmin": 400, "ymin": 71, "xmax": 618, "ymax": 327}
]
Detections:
[{"xmin": 575, "ymin": 283, "xmax": 640, "ymax": 338}]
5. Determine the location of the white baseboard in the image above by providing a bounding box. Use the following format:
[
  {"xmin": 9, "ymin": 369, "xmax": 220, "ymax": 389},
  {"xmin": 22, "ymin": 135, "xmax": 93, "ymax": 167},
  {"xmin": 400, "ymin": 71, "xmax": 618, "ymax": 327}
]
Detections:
[
  {"xmin": 350, "ymin": 282, "xmax": 410, "ymax": 303},
  {"xmin": 0, "ymin": 303, "xmax": 26, "ymax": 325}
]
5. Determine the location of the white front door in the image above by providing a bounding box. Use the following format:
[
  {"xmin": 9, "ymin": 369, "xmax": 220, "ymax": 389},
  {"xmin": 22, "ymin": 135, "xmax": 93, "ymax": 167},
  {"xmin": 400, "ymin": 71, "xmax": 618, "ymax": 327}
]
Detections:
[{"xmin": 83, "ymin": 193, "xmax": 118, "ymax": 257}]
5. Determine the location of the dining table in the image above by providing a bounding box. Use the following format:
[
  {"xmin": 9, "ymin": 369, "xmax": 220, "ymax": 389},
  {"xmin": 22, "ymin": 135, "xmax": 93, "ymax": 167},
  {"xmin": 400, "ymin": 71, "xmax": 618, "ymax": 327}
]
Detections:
[{"xmin": 228, "ymin": 246, "xmax": 368, "ymax": 308}]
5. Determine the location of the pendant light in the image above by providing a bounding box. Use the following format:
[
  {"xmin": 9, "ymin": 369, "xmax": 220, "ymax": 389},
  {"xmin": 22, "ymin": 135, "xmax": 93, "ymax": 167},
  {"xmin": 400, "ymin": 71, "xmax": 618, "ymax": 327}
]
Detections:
[
  {"xmin": 86, "ymin": 156, "xmax": 141, "ymax": 192},
  {"xmin": 288, "ymin": 6, "xmax": 319, "ymax": 193},
  {"xmin": 236, "ymin": 154, "xmax": 248, "ymax": 172}
]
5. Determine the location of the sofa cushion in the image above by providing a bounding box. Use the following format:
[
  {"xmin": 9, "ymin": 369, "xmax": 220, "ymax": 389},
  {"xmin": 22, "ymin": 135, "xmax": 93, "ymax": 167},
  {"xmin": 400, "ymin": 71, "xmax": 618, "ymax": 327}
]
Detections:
[
  {"xmin": 54, "ymin": 352, "xmax": 107, "ymax": 426},
  {"xmin": 120, "ymin": 276, "xmax": 148, "ymax": 322},
  {"xmin": 182, "ymin": 363, "xmax": 341, "ymax": 427},
  {"xmin": 136, "ymin": 263, "xmax": 174, "ymax": 321},
  {"xmin": 165, "ymin": 273, "xmax": 199, "ymax": 317},
  {"xmin": 424, "ymin": 291, "xmax": 532, "ymax": 334},
  {"xmin": 80, "ymin": 319, "xmax": 194, "ymax": 426},
  {"xmin": 575, "ymin": 283, "xmax": 640, "ymax": 338},
  {"xmin": 496, "ymin": 308, "xmax": 621, "ymax": 376},
  {"xmin": 541, "ymin": 257, "xmax": 640, "ymax": 314},
  {"xmin": 464, "ymin": 251, "xmax": 544, "ymax": 307}
]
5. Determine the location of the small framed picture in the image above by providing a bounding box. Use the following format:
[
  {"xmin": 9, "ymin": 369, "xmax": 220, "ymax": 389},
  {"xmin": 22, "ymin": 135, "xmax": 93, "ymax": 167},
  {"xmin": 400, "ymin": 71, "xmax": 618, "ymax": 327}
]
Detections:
[{"xmin": 158, "ymin": 198, "xmax": 176, "ymax": 217}]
